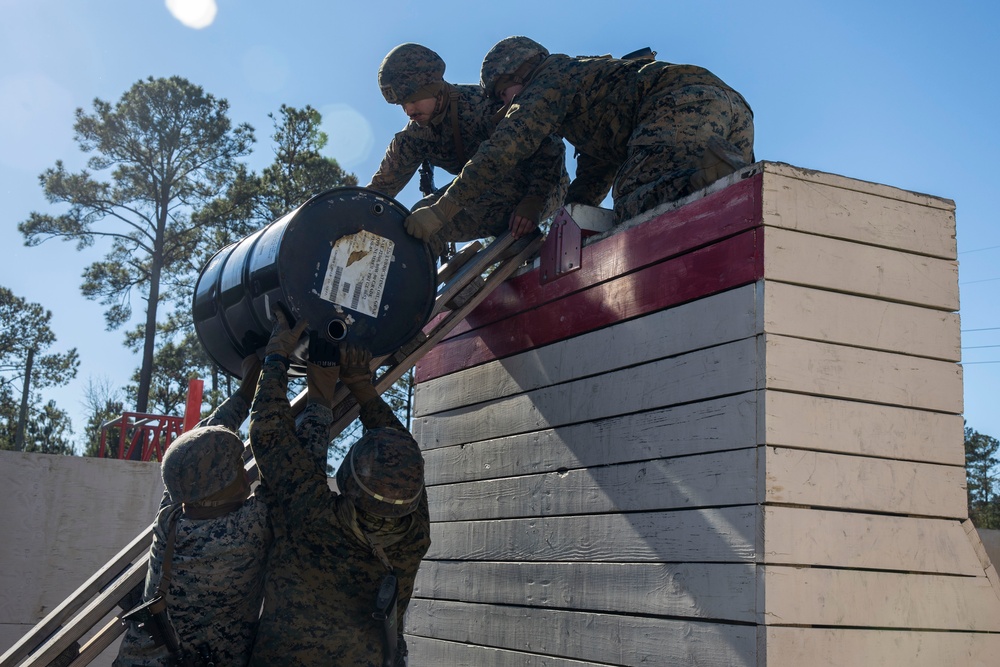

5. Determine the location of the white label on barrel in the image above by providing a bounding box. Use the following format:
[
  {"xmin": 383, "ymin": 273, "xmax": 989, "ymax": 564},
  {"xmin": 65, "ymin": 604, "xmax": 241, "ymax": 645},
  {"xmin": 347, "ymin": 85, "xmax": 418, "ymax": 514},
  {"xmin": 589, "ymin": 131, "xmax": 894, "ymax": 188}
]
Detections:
[{"xmin": 320, "ymin": 230, "xmax": 394, "ymax": 318}]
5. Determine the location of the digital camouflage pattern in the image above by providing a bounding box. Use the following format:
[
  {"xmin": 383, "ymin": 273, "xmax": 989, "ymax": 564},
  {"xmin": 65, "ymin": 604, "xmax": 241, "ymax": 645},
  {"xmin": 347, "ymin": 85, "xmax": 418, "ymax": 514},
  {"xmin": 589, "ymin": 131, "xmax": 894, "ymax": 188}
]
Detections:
[
  {"xmin": 114, "ymin": 392, "xmax": 272, "ymax": 667},
  {"xmin": 480, "ymin": 36, "xmax": 549, "ymax": 100},
  {"xmin": 160, "ymin": 425, "xmax": 243, "ymax": 504},
  {"xmin": 336, "ymin": 427, "xmax": 424, "ymax": 518},
  {"xmin": 248, "ymin": 358, "xmax": 431, "ymax": 667},
  {"xmin": 378, "ymin": 43, "xmax": 446, "ymax": 104},
  {"xmin": 368, "ymin": 82, "xmax": 568, "ymax": 258},
  {"xmin": 442, "ymin": 43, "xmax": 754, "ymax": 223}
]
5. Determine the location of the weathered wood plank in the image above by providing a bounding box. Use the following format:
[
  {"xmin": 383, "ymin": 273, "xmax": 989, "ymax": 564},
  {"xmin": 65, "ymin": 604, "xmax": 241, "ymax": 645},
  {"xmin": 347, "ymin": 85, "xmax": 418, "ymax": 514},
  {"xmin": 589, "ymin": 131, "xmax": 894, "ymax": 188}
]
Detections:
[
  {"xmin": 413, "ymin": 561, "xmax": 757, "ymax": 622},
  {"xmin": 762, "ymin": 507, "xmax": 982, "ymax": 575},
  {"xmin": 762, "ymin": 334, "xmax": 963, "ymax": 414},
  {"xmin": 426, "ymin": 506, "xmax": 758, "ymax": 562},
  {"xmin": 760, "ymin": 281, "xmax": 960, "ymax": 361},
  {"xmin": 417, "ymin": 230, "xmax": 761, "ymax": 383},
  {"xmin": 407, "ymin": 599, "xmax": 757, "ymax": 667},
  {"xmin": 430, "ymin": 174, "xmax": 763, "ymax": 342},
  {"xmin": 761, "ymin": 167, "xmax": 956, "ymax": 259},
  {"xmin": 762, "ymin": 226, "xmax": 958, "ymax": 310},
  {"xmin": 759, "ymin": 565, "xmax": 1000, "ymax": 631},
  {"xmin": 406, "ymin": 636, "xmax": 609, "ymax": 667},
  {"xmin": 428, "ymin": 448, "xmax": 757, "ymax": 521},
  {"xmin": 763, "ymin": 447, "xmax": 968, "ymax": 518},
  {"xmin": 763, "ymin": 626, "xmax": 1000, "ymax": 667},
  {"xmin": 423, "ymin": 393, "xmax": 758, "ymax": 485},
  {"xmin": 416, "ymin": 284, "xmax": 757, "ymax": 412},
  {"xmin": 761, "ymin": 390, "xmax": 965, "ymax": 465},
  {"xmin": 414, "ymin": 337, "xmax": 758, "ymax": 447}
]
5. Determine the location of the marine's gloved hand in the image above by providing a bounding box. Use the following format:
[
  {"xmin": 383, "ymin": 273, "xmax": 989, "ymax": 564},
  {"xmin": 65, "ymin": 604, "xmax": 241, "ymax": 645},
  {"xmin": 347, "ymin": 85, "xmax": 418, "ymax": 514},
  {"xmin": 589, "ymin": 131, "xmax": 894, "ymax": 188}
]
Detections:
[
  {"xmin": 265, "ymin": 306, "xmax": 308, "ymax": 360},
  {"xmin": 306, "ymin": 332, "xmax": 340, "ymax": 409},
  {"xmin": 339, "ymin": 342, "xmax": 379, "ymax": 405},
  {"xmin": 237, "ymin": 353, "xmax": 263, "ymax": 402},
  {"xmin": 405, "ymin": 196, "xmax": 461, "ymax": 241},
  {"xmin": 509, "ymin": 195, "xmax": 544, "ymax": 239},
  {"xmin": 690, "ymin": 136, "xmax": 746, "ymax": 191}
]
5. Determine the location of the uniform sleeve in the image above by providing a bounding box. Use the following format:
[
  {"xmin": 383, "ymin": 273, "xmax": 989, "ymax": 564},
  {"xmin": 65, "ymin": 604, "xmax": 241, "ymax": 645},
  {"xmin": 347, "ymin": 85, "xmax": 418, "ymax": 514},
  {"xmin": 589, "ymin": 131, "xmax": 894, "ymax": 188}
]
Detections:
[
  {"xmin": 367, "ymin": 130, "xmax": 423, "ymax": 198},
  {"xmin": 444, "ymin": 69, "xmax": 570, "ymax": 208},
  {"xmin": 566, "ymin": 152, "xmax": 618, "ymax": 206},
  {"xmin": 249, "ymin": 359, "xmax": 330, "ymax": 519},
  {"xmin": 296, "ymin": 403, "xmax": 334, "ymax": 476},
  {"xmin": 196, "ymin": 392, "xmax": 250, "ymax": 433},
  {"xmin": 357, "ymin": 395, "xmax": 407, "ymax": 433},
  {"xmin": 519, "ymin": 133, "xmax": 568, "ymax": 204}
]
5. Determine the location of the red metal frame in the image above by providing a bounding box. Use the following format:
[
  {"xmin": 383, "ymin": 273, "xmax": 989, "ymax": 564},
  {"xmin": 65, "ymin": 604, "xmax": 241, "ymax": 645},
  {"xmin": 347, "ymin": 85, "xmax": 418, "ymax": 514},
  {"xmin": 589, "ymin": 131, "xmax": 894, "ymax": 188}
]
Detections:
[{"xmin": 98, "ymin": 412, "xmax": 186, "ymax": 462}]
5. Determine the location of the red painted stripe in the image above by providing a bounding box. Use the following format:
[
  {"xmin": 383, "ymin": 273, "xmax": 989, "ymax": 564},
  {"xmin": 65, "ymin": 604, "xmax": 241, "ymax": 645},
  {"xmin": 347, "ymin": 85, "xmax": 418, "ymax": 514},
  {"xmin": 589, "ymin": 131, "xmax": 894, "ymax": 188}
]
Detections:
[
  {"xmin": 416, "ymin": 229, "xmax": 762, "ymax": 382},
  {"xmin": 434, "ymin": 173, "xmax": 764, "ymax": 342}
]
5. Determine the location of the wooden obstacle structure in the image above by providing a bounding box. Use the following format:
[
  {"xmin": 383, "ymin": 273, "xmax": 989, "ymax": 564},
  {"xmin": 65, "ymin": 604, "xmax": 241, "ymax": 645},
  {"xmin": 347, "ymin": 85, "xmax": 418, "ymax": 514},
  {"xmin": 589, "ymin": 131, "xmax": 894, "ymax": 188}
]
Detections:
[{"xmin": 406, "ymin": 162, "xmax": 1000, "ymax": 666}]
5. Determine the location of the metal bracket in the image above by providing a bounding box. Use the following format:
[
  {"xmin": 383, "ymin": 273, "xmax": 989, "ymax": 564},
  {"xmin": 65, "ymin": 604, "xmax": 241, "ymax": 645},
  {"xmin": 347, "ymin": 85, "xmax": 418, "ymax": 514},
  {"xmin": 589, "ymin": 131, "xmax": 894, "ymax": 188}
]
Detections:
[{"xmin": 540, "ymin": 208, "xmax": 583, "ymax": 285}]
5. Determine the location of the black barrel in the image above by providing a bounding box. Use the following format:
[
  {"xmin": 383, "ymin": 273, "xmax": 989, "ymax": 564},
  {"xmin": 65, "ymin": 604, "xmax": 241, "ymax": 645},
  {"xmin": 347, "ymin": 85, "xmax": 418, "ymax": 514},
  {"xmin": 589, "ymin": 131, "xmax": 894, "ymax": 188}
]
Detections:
[{"xmin": 193, "ymin": 187, "xmax": 436, "ymax": 378}]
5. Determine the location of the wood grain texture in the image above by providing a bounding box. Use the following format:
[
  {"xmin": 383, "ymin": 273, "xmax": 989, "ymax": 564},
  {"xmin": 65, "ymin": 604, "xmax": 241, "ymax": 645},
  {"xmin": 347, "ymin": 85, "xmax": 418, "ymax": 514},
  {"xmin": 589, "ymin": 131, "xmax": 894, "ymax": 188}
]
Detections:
[
  {"xmin": 761, "ymin": 166, "xmax": 956, "ymax": 259},
  {"xmin": 760, "ymin": 281, "xmax": 960, "ymax": 361},
  {"xmin": 762, "ymin": 507, "xmax": 982, "ymax": 575},
  {"xmin": 416, "ymin": 284, "xmax": 757, "ymax": 413},
  {"xmin": 413, "ymin": 560, "xmax": 757, "ymax": 622},
  {"xmin": 422, "ymin": 393, "xmax": 758, "ymax": 485},
  {"xmin": 762, "ymin": 446, "xmax": 968, "ymax": 518},
  {"xmin": 759, "ymin": 565, "xmax": 1000, "ymax": 631},
  {"xmin": 762, "ymin": 226, "xmax": 958, "ymax": 310},
  {"xmin": 406, "ymin": 636, "xmax": 612, "ymax": 667},
  {"xmin": 416, "ymin": 230, "xmax": 761, "ymax": 383},
  {"xmin": 760, "ymin": 390, "xmax": 965, "ymax": 465},
  {"xmin": 425, "ymin": 506, "xmax": 758, "ymax": 562},
  {"xmin": 762, "ymin": 334, "xmax": 963, "ymax": 413},
  {"xmin": 407, "ymin": 599, "xmax": 757, "ymax": 667},
  {"xmin": 428, "ymin": 448, "xmax": 757, "ymax": 521},
  {"xmin": 414, "ymin": 337, "xmax": 758, "ymax": 448}
]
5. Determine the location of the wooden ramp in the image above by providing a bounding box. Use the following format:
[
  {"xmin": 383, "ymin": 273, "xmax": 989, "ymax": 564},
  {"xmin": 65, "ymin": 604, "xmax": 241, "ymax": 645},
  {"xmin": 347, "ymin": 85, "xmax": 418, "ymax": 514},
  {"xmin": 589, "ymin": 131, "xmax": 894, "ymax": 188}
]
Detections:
[{"xmin": 408, "ymin": 162, "xmax": 1000, "ymax": 666}]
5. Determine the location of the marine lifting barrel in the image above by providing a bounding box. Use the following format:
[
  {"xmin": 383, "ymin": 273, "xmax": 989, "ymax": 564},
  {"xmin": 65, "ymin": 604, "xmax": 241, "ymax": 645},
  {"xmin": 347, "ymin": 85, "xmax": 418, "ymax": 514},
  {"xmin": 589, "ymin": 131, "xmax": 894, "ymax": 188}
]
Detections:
[{"xmin": 193, "ymin": 187, "xmax": 436, "ymax": 378}]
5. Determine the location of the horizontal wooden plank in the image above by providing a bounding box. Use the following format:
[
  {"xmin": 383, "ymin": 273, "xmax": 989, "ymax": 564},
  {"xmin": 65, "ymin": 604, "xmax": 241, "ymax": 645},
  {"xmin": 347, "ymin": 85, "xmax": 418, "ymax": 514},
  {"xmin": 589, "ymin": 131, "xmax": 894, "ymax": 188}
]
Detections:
[
  {"xmin": 413, "ymin": 560, "xmax": 757, "ymax": 623},
  {"xmin": 423, "ymin": 393, "xmax": 759, "ymax": 485},
  {"xmin": 406, "ymin": 636, "xmax": 608, "ymax": 667},
  {"xmin": 763, "ymin": 447, "xmax": 968, "ymax": 518},
  {"xmin": 761, "ymin": 167, "xmax": 956, "ymax": 259},
  {"xmin": 762, "ymin": 506, "xmax": 983, "ymax": 575},
  {"xmin": 414, "ymin": 337, "xmax": 758, "ymax": 447},
  {"xmin": 763, "ymin": 334, "xmax": 963, "ymax": 414},
  {"xmin": 416, "ymin": 284, "xmax": 757, "ymax": 412},
  {"xmin": 762, "ymin": 226, "xmax": 958, "ymax": 310},
  {"xmin": 406, "ymin": 599, "xmax": 757, "ymax": 667},
  {"xmin": 432, "ymin": 174, "xmax": 764, "ymax": 342},
  {"xmin": 427, "ymin": 506, "xmax": 758, "ymax": 562},
  {"xmin": 417, "ymin": 230, "xmax": 761, "ymax": 382},
  {"xmin": 761, "ymin": 390, "xmax": 965, "ymax": 465},
  {"xmin": 763, "ymin": 626, "xmax": 1000, "ymax": 667},
  {"xmin": 761, "ymin": 281, "xmax": 960, "ymax": 361},
  {"xmin": 429, "ymin": 448, "xmax": 757, "ymax": 521},
  {"xmin": 759, "ymin": 565, "xmax": 1000, "ymax": 631}
]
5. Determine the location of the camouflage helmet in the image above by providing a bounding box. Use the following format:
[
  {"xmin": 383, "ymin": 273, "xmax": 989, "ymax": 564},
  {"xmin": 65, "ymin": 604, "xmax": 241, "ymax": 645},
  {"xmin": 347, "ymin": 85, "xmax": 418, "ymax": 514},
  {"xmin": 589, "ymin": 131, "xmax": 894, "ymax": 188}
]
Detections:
[
  {"xmin": 480, "ymin": 36, "xmax": 550, "ymax": 101},
  {"xmin": 335, "ymin": 428, "xmax": 424, "ymax": 518},
  {"xmin": 378, "ymin": 43, "xmax": 446, "ymax": 104},
  {"xmin": 161, "ymin": 426, "xmax": 245, "ymax": 504}
]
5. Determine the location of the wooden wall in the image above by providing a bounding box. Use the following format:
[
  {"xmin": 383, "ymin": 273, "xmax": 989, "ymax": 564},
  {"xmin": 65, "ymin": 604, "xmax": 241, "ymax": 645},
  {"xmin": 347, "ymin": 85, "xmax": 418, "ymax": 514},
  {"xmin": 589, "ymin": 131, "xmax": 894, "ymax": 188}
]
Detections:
[
  {"xmin": 408, "ymin": 162, "xmax": 1000, "ymax": 666},
  {"xmin": 0, "ymin": 450, "xmax": 163, "ymax": 667}
]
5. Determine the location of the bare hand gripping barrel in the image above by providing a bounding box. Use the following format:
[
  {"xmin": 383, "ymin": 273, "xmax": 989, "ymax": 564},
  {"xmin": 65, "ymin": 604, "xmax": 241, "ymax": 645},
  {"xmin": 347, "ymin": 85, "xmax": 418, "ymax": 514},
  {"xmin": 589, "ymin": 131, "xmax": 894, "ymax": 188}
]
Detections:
[{"xmin": 193, "ymin": 187, "xmax": 436, "ymax": 378}]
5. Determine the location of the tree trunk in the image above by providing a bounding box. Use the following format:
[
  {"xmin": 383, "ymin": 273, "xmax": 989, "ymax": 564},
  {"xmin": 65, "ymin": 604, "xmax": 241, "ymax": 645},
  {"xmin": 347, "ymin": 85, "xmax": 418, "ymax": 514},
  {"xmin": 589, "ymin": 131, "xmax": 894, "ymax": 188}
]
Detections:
[{"xmin": 14, "ymin": 346, "xmax": 35, "ymax": 451}]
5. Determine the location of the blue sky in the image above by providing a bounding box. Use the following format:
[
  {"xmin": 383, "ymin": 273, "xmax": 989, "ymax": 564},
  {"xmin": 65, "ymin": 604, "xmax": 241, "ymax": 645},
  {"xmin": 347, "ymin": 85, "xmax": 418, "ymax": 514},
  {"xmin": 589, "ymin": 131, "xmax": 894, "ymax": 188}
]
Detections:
[{"xmin": 1, "ymin": 0, "xmax": 998, "ymax": 449}]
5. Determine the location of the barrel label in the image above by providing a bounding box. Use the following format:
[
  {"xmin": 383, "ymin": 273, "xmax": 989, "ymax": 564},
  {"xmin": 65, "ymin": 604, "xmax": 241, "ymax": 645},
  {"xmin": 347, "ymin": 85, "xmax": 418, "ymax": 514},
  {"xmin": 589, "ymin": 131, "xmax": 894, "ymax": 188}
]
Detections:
[{"xmin": 320, "ymin": 230, "xmax": 394, "ymax": 318}]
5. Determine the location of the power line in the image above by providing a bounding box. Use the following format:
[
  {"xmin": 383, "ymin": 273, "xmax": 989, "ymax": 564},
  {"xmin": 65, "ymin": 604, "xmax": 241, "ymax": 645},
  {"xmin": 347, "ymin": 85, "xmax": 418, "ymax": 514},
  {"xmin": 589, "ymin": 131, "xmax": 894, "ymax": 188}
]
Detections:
[
  {"xmin": 960, "ymin": 244, "xmax": 1000, "ymax": 255},
  {"xmin": 962, "ymin": 360, "xmax": 1000, "ymax": 365},
  {"xmin": 963, "ymin": 345, "xmax": 1000, "ymax": 350},
  {"xmin": 963, "ymin": 327, "xmax": 1000, "ymax": 332},
  {"xmin": 959, "ymin": 276, "xmax": 1000, "ymax": 285}
]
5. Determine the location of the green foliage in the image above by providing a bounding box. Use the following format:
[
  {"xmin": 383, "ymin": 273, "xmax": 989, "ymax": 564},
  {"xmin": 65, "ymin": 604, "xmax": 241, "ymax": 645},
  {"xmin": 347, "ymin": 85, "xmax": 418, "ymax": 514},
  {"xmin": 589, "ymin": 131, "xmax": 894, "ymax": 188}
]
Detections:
[
  {"xmin": 0, "ymin": 286, "xmax": 79, "ymax": 453},
  {"xmin": 18, "ymin": 76, "xmax": 255, "ymax": 412},
  {"xmin": 965, "ymin": 423, "xmax": 1000, "ymax": 529}
]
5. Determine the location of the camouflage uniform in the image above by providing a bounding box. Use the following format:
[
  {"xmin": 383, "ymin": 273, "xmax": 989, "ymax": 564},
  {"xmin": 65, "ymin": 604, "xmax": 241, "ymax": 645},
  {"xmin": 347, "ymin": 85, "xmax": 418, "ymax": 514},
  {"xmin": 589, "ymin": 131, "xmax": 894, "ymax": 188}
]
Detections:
[
  {"xmin": 447, "ymin": 40, "xmax": 754, "ymax": 223},
  {"xmin": 114, "ymin": 393, "xmax": 271, "ymax": 667},
  {"xmin": 248, "ymin": 357, "xmax": 431, "ymax": 667},
  {"xmin": 369, "ymin": 79, "xmax": 568, "ymax": 258}
]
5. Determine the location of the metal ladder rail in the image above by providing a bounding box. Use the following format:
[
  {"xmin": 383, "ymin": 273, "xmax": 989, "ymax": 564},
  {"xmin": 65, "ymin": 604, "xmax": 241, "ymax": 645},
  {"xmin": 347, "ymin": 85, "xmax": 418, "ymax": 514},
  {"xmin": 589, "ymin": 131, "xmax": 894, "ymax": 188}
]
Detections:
[{"xmin": 2, "ymin": 231, "xmax": 540, "ymax": 667}]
